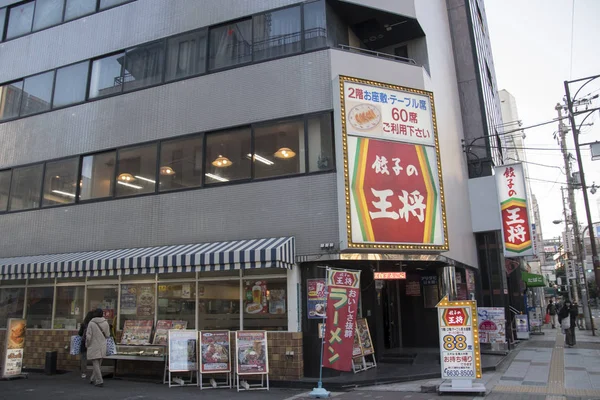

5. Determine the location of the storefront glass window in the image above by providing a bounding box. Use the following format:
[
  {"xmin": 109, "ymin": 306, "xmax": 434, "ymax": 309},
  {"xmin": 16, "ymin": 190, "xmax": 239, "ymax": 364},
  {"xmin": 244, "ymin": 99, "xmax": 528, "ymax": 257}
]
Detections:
[
  {"xmin": 26, "ymin": 287, "xmax": 54, "ymax": 329},
  {"xmin": 159, "ymin": 135, "xmax": 203, "ymax": 191},
  {"xmin": 54, "ymin": 286, "xmax": 85, "ymax": 329},
  {"xmin": 307, "ymin": 113, "xmax": 334, "ymax": 172},
  {"xmin": 119, "ymin": 283, "xmax": 156, "ymax": 329},
  {"xmin": 253, "ymin": 119, "xmax": 305, "ymax": 179},
  {"xmin": 86, "ymin": 286, "xmax": 118, "ymax": 326},
  {"xmin": 205, "ymin": 128, "xmax": 251, "ymax": 184},
  {"xmin": 116, "ymin": 144, "xmax": 157, "ymax": 197},
  {"xmin": 157, "ymin": 282, "xmax": 196, "ymax": 329},
  {"xmin": 42, "ymin": 157, "xmax": 79, "ymax": 207},
  {"xmin": 242, "ymin": 278, "xmax": 287, "ymax": 330},
  {"xmin": 0, "ymin": 287, "xmax": 25, "ymax": 328},
  {"xmin": 198, "ymin": 281, "xmax": 240, "ymax": 330}
]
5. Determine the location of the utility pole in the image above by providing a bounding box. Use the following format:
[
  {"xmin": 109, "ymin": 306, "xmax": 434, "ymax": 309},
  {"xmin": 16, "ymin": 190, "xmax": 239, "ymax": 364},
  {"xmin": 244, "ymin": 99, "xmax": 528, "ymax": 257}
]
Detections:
[
  {"xmin": 560, "ymin": 187, "xmax": 577, "ymax": 302},
  {"xmin": 556, "ymin": 103, "xmax": 593, "ymax": 331}
]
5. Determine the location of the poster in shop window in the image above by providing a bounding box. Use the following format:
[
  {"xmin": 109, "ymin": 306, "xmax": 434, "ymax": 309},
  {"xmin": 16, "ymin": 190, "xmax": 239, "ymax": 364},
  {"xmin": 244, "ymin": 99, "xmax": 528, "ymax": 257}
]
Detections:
[
  {"xmin": 307, "ymin": 278, "xmax": 327, "ymax": 319},
  {"xmin": 356, "ymin": 318, "xmax": 374, "ymax": 356},
  {"xmin": 323, "ymin": 269, "xmax": 361, "ymax": 372},
  {"xmin": 168, "ymin": 330, "xmax": 198, "ymax": 372},
  {"xmin": 244, "ymin": 281, "xmax": 268, "ymax": 314},
  {"xmin": 153, "ymin": 320, "xmax": 188, "ymax": 346},
  {"xmin": 120, "ymin": 285, "xmax": 137, "ymax": 315},
  {"xmin": 136, "ymin": 284, "xmax": 155, "ymax": 317},
  {"xmin": 236, "ymin": 331, "xmax": 269, "ymax": 375},
  {"xmin": 121, "ymin": 320, "xmax": 153, "ymax": 345},
  {"xmin": 199, "ymin": 330, "xmax": 231, "ymax": 374},
  {"xmin": 2, "ymin": 319, "xmax": 26, "ymax": 378}
]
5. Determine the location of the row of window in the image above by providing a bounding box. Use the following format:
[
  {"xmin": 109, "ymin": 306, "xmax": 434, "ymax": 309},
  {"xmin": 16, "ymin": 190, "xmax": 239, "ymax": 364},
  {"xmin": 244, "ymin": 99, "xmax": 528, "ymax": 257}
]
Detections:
[
  {"xmin": 0, "ymin": 270, "xmax": 288, "ymax": 331},
  {"xmin": 0, "ymin": 0, "xmax": 134, "ymax": 42},
  {"xmin": 0, "ymin": 112, "xmax": 334, "ymax": 212},
  {"xmin": 0, "ymin": 0, "xmax": 328, "ymax": 122}
]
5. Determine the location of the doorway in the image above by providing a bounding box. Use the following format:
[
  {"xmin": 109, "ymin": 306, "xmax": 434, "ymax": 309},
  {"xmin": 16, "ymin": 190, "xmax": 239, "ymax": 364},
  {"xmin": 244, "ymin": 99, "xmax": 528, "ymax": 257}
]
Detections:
[{"xmin": 382, "ymin": 280, "xmax": 402, "ymax": 349}]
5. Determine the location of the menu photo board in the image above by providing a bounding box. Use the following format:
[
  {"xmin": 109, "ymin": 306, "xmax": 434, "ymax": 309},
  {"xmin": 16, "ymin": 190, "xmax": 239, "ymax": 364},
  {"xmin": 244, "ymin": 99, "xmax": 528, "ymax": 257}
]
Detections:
[
  {"xmin": 236, "ymin": 331, "xmax": 269, "ymax": 375},
  {"xmin": 356, "ymin": 318, "xmax": 374, "ymax": 356},
  {"xmin": 352, "ymin": 330, "xmax": 363, "ymax": 358},
  {"xmin": 168, "ymin": 330, "xmax": 198, "ymax": 372},
  {"xmin": 199, "ymin": 331, "xmax": 231, "ymax": 374},
  {"xmin": 153, "ymin": 320, "xmax": 188, "ymax": 346},
  {"xmin": 121, "ymin": 320, "xmax": 153, "ymax": 345},
  {"xmin": 2, "ymin": 319, "xmax": 26, "ymax": 378},
  {"xmin": 307, "ymin": 278, "xmax": 327, "ymax": 319}
]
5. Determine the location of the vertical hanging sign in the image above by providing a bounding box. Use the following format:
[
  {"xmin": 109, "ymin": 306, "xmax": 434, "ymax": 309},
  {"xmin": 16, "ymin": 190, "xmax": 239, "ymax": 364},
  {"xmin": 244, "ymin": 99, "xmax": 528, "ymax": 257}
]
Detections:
[
  {"xmin": 323, "ymin": 269, "xmax": 361, "ymax": 372},
  {"xmin": 495, "ymin": 163, "xmax": 534, "ymax": 257},
  {"xmin": 2, "ymin": 319, "xmax": 26, "ymax": 378}
]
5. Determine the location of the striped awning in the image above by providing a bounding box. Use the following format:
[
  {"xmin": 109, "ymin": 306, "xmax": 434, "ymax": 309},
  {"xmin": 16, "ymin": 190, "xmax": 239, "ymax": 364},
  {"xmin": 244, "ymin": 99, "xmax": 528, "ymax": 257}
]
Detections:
[{"xmin": 0, "ymin": 237, "xmax": 295, "ymax": 280}]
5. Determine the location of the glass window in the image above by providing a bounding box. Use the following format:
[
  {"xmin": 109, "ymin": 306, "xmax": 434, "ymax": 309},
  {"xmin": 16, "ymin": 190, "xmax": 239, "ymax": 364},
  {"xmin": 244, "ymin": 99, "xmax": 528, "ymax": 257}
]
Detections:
[
  {"xmin": 64, "ymin": 0, "xmax": 96, "ymax": 21},
  {"xmin": 205, "ymin": 128, "xmax": 251, "ymax": 184},
  {"xmin": 159, "ymin": 135, "xmax": 203, "ymax": 191},
  {"xmin": 123, "ymin": 41, "xmax": 165, "ymax": 92},
  {"xmin": 0, "ymin": 287, "xmax": 25, "ymax": 328},
  {"xmin": 304, "ymin": 0, "xmax": 327, "ymax": 50},
  {"xmin": 53, "ymin": 61, "xmax": 89, "ymax": 108},
  {"xmin": 8, "ymin": 164, "xmax": 43, "ymax": 211},
  {"xmin": 0, "ymin": 80, "xmax": 24, "ymax": 121},
  {"xmin": 243, "ymin": 278, "xmax": 287, "ymax": 331},
  {"xmin": 0, "ymin": 169, "xmax": 11, "ymax": 212},
  {"xmin": 86, "ymin": 286, "xmax": 118, "ymax": 326},
  {"xmin": 307, "ymin": 113, "xmax": 334, "ymax": 172},
  {"xmin": 115, "ymin": 144, "xmax": 157, "ymax": 197},
  {"xmin": 253, "ymin": 6, "xmax": 301, "ymax": 62},
  {"xmin": 26, "ymin": 286, "xmax": 54, "ymax": 329},
  {"xmin": 79, "ymin": 151, "xmax": 116, "ymax": 201},
  {"xmin": 208, "ymin": 19, "xmax": 252, "ymax": 70},
  {"xmin": 20, "ymin": 71, "xmax": 54, "ymax": 116},
  {"xmin": 99, "ymin": 0, "xmax": 130, "ymax": 10},
  {"xmin": 89, "ymin": 53, "xmax": 124, "ymax": 98},
  {"xmin": 158, "ymin": 283, "xmax": 196, "ymax": 329},
  {"xmin": 166, "ymin": 29, "xmax": 207, "ymax": 81},
  {"xmin": 32, "ymin": 0, "xmax": 64, "ymax": 31},
  {"xmin": 0, "ymin": 8, "xmax": 7, "ymax": 41},
  {"xmin": 42, "ymin": 157, "xmax": 79, "ymax": 207},
  {"xmin": 120, "ymin": 283, "xmax": 156, "ymax": 329},
  {"xmin": 253, "ymin": 119, "xmax": 305, "ymax": 179},
  {"xmin": 6, "ymin": 2, "xmax": 34, "ymax": 40},
  {"xmin": 54, "ymin": 286, "xmax": 85, "ymax": 329},
  {"xmin": 198, "ymin": 281, "xmax": 240, "ymax": 330}
]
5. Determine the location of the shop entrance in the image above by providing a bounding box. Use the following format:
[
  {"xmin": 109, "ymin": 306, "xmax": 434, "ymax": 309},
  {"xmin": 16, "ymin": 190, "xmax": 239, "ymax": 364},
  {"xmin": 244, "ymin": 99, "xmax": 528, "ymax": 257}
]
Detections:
[{"xmin": 381, "ymin": 280, "xmax": 402, "ymax": 349}]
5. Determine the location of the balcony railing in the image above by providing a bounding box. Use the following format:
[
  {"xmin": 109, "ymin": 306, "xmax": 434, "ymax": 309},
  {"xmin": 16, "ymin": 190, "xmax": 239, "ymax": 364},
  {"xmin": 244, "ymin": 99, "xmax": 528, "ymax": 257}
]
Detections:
[{"xmin": 338, "ymin": 44, "xmax": 417, "ymax": 65}]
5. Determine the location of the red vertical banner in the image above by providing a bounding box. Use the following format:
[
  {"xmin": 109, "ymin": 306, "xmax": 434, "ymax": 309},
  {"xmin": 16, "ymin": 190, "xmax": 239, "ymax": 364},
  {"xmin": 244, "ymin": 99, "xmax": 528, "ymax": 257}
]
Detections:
[{"xmin": 323, "ymin": 269, "xmax": 361, "ymax": 371}]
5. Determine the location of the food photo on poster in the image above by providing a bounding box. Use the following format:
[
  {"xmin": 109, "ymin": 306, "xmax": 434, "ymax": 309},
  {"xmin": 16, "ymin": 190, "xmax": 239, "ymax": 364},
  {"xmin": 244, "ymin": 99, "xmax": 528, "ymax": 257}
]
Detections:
[
  {"xmin": 199, "ymin": 330, "xmax": 231, "ymax": 373},
  {"xmin": 121, "ymin": 320, "xmax": 153, "ymax": 345},
  {"xmin": 236, "ymin": 331, "xmax": 268, "ymax": 374},
  {"xmin": 2, "ymin": 319, "xmax": 27, "ymax": 378},
  {"xmin": 153, "ymin": 320, "xmax": 188, "ymax": 346},
  {"xmin": 307, "ymin": 278, "xmax": 327, "ymax": 319}
]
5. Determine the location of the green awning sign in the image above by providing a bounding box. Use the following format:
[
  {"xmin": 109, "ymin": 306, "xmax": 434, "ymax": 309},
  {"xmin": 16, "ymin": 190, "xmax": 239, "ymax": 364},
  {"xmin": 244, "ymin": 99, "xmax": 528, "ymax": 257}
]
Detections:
[{"xmin": 522, "ymin": 271, "xmax": 545, "ymax": 287}]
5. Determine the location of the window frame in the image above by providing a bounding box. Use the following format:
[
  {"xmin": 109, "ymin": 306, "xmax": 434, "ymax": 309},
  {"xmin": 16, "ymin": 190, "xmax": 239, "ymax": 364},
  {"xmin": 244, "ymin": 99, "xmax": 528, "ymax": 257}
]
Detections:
[
  {"xmin": 114, "ymin": 142, "xmax": 159, "ymax": 198},
  {"xmin": 207, "ymin": 17, "xmax": 254, "ymax": 72},
  {"xmin": 121, "ymin": 38, "xmax": 167, "ymax": 93},
  {"xmin": 0, "ymin": 79, "xmax": 25, "ymax": 122},
  {"xmin": 77, "ymin": 149, "xmax": 117, "ymax": 204},
  {"xmin": 19, "ymin": 69, "xmax": 56, "ymax": 117},
  {"xmin": 5, "ymin": 0, "xmax": 35, "ymax": 41},
  {"xmin": 51, "ymin": 60, "xmax": 91, "ymax": 110},
  {"xmin": 88, "ymin": 50, "xmax": 126, "ymax": 100},
  {"xmin": 40, "ymin": 155, "xmax": 81, "ymax": 209}
]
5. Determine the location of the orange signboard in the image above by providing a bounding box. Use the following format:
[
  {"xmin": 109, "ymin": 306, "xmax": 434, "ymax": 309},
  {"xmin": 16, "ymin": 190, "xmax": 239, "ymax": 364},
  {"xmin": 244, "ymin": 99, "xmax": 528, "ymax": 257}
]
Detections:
[{"xmin": 373, "ymin": 272, "xmax": 406, "ymax": 280}]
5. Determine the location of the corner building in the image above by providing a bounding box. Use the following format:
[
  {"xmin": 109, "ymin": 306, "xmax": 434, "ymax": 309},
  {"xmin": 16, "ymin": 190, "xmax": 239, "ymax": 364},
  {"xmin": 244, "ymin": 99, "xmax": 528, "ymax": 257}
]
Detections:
[{"xmin": 0, "ymin": 0, "xmax": 485, "ymax": 380}]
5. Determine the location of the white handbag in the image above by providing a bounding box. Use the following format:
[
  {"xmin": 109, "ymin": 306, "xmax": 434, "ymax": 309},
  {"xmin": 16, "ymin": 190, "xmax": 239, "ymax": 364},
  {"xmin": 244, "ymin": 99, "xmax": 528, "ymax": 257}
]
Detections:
[{"xmin": 561, "ymin": 317, "xmax": 571, "ymax": 330}]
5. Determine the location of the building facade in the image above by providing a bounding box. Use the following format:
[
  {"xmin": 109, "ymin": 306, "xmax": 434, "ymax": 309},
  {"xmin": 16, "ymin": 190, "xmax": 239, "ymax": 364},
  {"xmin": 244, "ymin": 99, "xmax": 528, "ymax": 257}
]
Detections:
[{"xmin": 0, "ymin": 0, "xmax": 500, "ymax": 380}]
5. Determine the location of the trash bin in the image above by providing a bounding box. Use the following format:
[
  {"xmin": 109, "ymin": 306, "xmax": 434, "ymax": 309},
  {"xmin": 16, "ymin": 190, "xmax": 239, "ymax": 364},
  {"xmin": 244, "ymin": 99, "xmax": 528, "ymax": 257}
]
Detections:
[{"xmin": 45, "ymin": 351, "xmax": 57, "ymax": 375}]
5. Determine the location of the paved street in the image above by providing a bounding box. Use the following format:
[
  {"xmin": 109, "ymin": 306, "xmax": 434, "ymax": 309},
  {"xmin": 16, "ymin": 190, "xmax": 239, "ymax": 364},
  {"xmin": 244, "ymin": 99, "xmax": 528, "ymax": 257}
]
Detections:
[{"xmin": 2, "ymin": 326, "xmax": 600, "ymax": 400}]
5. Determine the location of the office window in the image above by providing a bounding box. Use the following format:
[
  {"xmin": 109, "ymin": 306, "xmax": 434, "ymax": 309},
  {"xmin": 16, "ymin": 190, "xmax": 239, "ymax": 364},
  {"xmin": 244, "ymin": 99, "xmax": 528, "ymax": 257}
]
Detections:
[
  {"xmin": 307, "ymin": 113, "xmax": 334, "ymax": 172},
  {"xmin": 54, "ymin": 286, "xmax": 85, "ymax": 329},
  {"xmin": 159, "ymin": 135, "xmax": 203, "ymax": 191},
  {"xmin": 0, "ymin": 170, "xmax": 10, "ymax": 211},
  {"xmin": 32, "ymin": 0, "xmax": 64, "ymax": 31},
  {"xmin": 20, "ymin": 71, "xmax": 54, "ymax": 116},
  {"xmin": 6, "ymin": 2, "xmax": 34, "ymax": 40},
  {"xmin": 209, "ymin": 19, "xmax": 252, "ymax": 70},
  {"xmin": 304, "ymin": 0, "xmax": 327, "ymax": 50},
  {"xmin": 166, "ymin": 29, "xmax": 207, "ymax": 81},
  {"xmin": 253, "ymin": 119, "xmax": 305, "ymax": 179},
  {"xmin": 79, "ymin": 151, "xmax": 116, "ymax": 201},
  {"xmin": 205, "ymin": 128, "xmax": 251, "ymax": 184},
  {"xmin": 0, "ymin": 80, "xmax": 24, "ymax": 121},
  {"xmin": 0, "ymin": 8, "xmax": 7, "ymax": 40},
  {"xmin": 99, "ymin": 0, "xmax": 130, "ymax": 10},
  {"xmin": 53, "ymin": 61, "xmax": 89, "ymax": 108},
  {"xmin": 0, "ymin": 287, "xmax": 25, "ymax": 328},
  {"xmin": 115, "ymin": 144, "xmax": 157, "ymax": 197},
  {"xmin": 8, "ymin": 164, "xmax": 43, "ymax": 211},
  {"xmin": 42, "ymin": 157, "xmax": 79, "ymax": 207},
  {"xmin": 123, "ymin": 41, "xmax": 165, "ymax": 92},
  {"xmin": 89, "ymin": 53, "xmax": 125, "ymax": 98},
  {"xmin": 64, "ymin": 0, "xmax": 96, "ymax": 21},
  {"xmin": 26, "ymin": 286, "xmax": 54, "ymax": 329},
  {"xmin": 158, "ymin": 283, "xmax": 196, "ymax": 329},
  {"xmin": 253, "ymin": 6, "xmax": 301, "ymax": 61}
]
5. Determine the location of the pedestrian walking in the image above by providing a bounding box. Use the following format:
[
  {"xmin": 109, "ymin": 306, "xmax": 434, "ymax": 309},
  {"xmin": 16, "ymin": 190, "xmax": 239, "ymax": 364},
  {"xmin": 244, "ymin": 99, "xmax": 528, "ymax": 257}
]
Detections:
[
  {"xmin": 77, "ymin": 311, "xmax": 95, "ymax": 378},
  {"xmin": 558, "ymin": 300, "xmax": 574, "ymax": 346},
  {"xmin": 546, "ymin": 300, "xmax": 558, "ymax": 328},
  {"xmin": 569, "ymin": 302, "xmax": 578, "ymax": 346},
  {"xmin": 85, "ymin": 309, "xmax": 110, "ymax": 387}
]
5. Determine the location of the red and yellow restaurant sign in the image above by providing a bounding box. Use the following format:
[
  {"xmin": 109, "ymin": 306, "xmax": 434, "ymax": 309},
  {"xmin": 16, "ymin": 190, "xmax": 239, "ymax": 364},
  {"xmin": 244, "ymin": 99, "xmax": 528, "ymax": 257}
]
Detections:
[
  {"xmin": 494, "ymin": 163, "xmax": 533, "ymax": 257},
  {"xmin": 338, "ymin": 76, "xmax": 448, "ymax": 251}
]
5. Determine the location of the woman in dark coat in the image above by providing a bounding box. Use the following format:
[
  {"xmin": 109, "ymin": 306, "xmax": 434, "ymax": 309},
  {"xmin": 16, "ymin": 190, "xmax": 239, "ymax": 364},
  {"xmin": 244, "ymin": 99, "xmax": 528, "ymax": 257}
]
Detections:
[
  {"xmin": 568, "ymin": 302, "xmax": 578, "ymax": 346},
  {"xmin": 558, "ymin": 300, "xmax": 575, "ymax": 346},
  {"xmin": 78, "ymin": 311, "xmax": 95, "ymax": 378}
]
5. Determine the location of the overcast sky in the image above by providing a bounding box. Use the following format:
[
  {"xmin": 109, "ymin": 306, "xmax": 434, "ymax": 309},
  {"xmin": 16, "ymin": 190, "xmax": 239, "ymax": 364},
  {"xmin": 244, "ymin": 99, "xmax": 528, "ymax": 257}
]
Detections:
[{"xmin": 485, "ymin": 0, "xmax": 600, "ymax": 243}]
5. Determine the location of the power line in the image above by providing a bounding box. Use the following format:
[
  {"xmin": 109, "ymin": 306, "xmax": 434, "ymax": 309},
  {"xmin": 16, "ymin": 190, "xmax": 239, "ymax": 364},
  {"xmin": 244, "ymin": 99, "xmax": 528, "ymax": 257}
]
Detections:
[{"xmin": 469, "ymin": 144, "xmax": 584, "ymax": 152}]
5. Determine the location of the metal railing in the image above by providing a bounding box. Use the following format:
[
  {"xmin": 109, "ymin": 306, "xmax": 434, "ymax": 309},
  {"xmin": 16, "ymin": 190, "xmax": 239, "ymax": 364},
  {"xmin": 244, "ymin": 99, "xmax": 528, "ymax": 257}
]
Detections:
[{"xmin": 338, "ymin": 44, "xmax": 417, "ymax": 65}]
